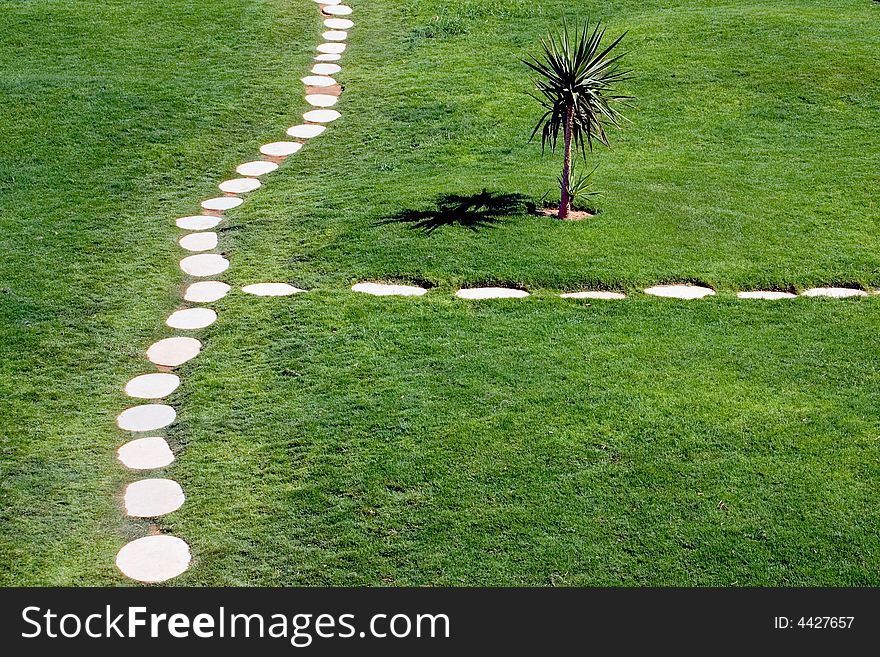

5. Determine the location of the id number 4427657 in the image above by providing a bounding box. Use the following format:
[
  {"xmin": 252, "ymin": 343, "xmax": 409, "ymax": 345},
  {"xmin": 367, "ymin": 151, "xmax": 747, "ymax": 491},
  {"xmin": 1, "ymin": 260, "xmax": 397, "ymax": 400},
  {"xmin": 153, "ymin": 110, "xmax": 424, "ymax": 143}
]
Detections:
[{"xmin": 774, "ymin": 616, "xmax": 854, "ymax": 629}]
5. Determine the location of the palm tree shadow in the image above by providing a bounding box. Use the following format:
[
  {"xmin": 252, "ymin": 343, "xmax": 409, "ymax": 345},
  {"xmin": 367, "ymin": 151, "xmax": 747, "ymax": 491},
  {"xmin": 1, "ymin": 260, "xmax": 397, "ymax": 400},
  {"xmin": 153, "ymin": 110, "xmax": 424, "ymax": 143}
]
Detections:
[{"xmin": 377, "ymin": 189, "xmax": 535, "ymax": 234}]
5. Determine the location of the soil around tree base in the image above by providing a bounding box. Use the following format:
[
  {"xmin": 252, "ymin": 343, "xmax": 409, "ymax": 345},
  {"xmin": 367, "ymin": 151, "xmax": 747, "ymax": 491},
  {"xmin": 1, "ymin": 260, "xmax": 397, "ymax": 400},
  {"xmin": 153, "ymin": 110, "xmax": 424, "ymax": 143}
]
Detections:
[{"xmin": 540, "ymin": 207, "xmax": 594, "ymax": 221}]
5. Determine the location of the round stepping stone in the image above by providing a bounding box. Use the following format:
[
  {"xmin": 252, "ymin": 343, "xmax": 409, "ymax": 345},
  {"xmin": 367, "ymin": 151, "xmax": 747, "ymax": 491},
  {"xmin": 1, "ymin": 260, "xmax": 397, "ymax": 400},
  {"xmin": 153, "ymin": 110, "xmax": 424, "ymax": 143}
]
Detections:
[
  {"xmin": 315, "ymin": 53, "xmax": 342, "ymax": 62},
  {"xmin": 301, "ymin": 75, "xmax": 337, "ymax": 87},
  {"xmin": 456, "ymin": 287, "xmax": 529, "ymax": 300},
  {"xmin": 146, "ymin": 337, "xmax": 201, "ymax": 367},
  {"xmin": 178, "ymin": 232, "xmax": 218, "ymax": 252},
  {"xmin": 644, "ymin": 284, "xmax": 715, "ymax": 300},
  {"xmin": 201, "ymin": 196, "xmax": 243, "ymax": 212},
  {"xmin": 184, "ymin": 281, "xmax": 231, "ymax": 303},
  {"xmin": 324, "ymin": 18, "xmax": 354, "ymax": 30},
  {"xmin": 312, "ymin": 62, "xmax": 342, "ymax": 75},
  {"xmin": 219, "ymin": 177, "xmax": 261, "ymax": 194},
  {"xmin": 176, "ymin": 215, "xmax": 222, "ymax": 230},
  {"xmin": 260, "ymin": 141, "xmax": 303, "ymax": 157},
  {"xmin": 737, "ymin": 291, "xmax": 797, "ymax": 300},
  {"xmin": 117, "ymin": 404, "xmax": 176, "ymax": 432},
  {"xmin": 801, "ymin": 287, "xmax": 867, "ymax": 298},
  {"xmin": 287, "ymin": 123, "xmax": 327, "ymax": 139},
  {"xmin": 313, "ymin": 0, "xmax": 340, "ymax": 4},
  {"xmin": 166, "ymin": 307, "xmax": 217, "ymax": 330},
  {"xmin": 305, "ymin": 94, "xmax": 338, "ymax": 108},
  {"xmin": 236, "ymin": 160, "xmax": 278, "ymax": 177},
  {"xmin": 116, "ymin": 535, "xmax": 190, "ymax": 583},
  {"xmin": 241, "ymin": 283, "xmax": 304, "ymax": 297},
  {"xmin": 125, "ymin": 373, "xmax": 180, "ymax": 399},
  {"xmin": 352, "ymin": 282, "xmax": 428, "ymax": 297},
  {"xmin": 317, "ymin": 42, "xmax": 346, "ymax": 54},
  {"xmin": 180, "ymin": 253, "xmax": 229, "ymax": 277},
  {"xmin": 117, "ymin": 437, "xmax": 175, "ymax": 470},
  {"xmin": 124, "ymin": 478, "xmax": 184, "ymax": 517},
  {"xmin": 324, "ymin": 4, "xmax": 352, "ymax": 15},
  {"xmin": 322, "ymin": 30, "xmax": 348, "ymax": 41},
  {"xmin": 560, "ymin": 291, "xmax": 627, "ymax": 300},
  {"xmin": 303, "ymin": 109, "xmax": 341, "ymax": 123}
]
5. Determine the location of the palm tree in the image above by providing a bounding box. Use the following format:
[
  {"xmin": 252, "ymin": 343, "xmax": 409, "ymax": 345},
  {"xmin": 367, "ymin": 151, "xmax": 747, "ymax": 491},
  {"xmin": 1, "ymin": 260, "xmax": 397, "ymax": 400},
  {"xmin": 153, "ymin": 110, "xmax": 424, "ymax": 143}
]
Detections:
[{"xmin": 525, "ymin": 21, "xmax": 632, "ymax": 219}]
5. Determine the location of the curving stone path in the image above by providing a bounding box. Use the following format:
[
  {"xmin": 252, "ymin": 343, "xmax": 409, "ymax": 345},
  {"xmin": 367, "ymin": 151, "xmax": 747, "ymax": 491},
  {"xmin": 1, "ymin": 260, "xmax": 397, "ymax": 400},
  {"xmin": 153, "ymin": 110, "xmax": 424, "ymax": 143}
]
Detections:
[{"xmin": 456, "ymin": 287, "xmax": 530, "ymax": 300}]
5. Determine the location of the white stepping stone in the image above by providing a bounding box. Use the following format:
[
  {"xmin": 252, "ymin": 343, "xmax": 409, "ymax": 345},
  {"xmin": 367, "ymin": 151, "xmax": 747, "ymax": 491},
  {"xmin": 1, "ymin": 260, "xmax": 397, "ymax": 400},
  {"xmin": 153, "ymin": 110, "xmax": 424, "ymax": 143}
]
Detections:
[
  {"xmin": 117, "ymin": 404, "xmax": 176, "ymax": 433},
  {"xmin": 305, "ymin": 94, "xmax": 339, "ymax": 108},
  {"xmin": 236, "ymin": 160, "xmax": 278, "ymax": 177},
  {"xmin": 178, "ymin": 232, "xmax": 218, "ymax": 252},
  {"xmin": 456, "ymin": 287, "xmax": 529, "ymax": 300},
  {"xmin": 166, "ymin": 307, "xmax": 217, "ymax": 330},
  {"xmin": 146, "ymin": 337, "xmax": 201, "ymax": 367},
  {"xmin": 117, "ymin": 437, "xmax": 174, "ymax": 470},
  {"xmin": 116, "ymin": 535, "xmax": 190, "ymax": 583},
  {"xmin": 560, "ymin": 291, "xmax": 626, "ymax": 300},
  {"xmin": 801, "ymin": 287, "xmax": 867, "ymax": 298},
  {"xmin": 303, "ymin": 109, "xmax": 341, "ymax": 123},
  {"xmin": 322, "ymin": 30, "xmax": 348, "ymax": 41},
  {"xmin": 260, "ymin": 141, "xmax": 303, "ymax": 157},
  {"xmin": 302, "ymin": 75, "xmax": 337, "ymax": 87},
  {"xmin": 176, "ymin": 215, "xmax": 222, "ymax": 230},
  {"xmin": 241, "ymin": 283, "xmax": 304, "ymax": 297},
  {"xmin": 313, "ymin": 0, "xmax": 340, "ymax": 4},
  {"xmin": 352, "ymin": 282, "xmax": 428, "ymax": 297},
  {"xmin": 125, "ymin": 373, "xmax": 180, "ymax": 399},
  {"xmin": 184, "ymin": 281, "xmax": 230, "ymax": 303},
  {"xmin": 324, "ymin": 17, "xmax": 354, "ymax": 29},
  {"xmin": 324, "ymin": 4, "xmax": 352, "ymax": 15},
  {"xmin": 312, "ymin": 62, "xmax": 342, "ymax": 75},
  {"xmin": 737, "ymin": 291, "xmax": 797, "ymax": 300},
  {"xmin": 644, "ymin": 284, "xmax": 715, "ymax": 300},
  {"xmin": 219, "ymin": 177, "xmax": 261, "ymax": 194},
  {"xmin": 124, "ymin": 478, "xmax": 184, "ymax": 517},
  {"xmin": 180, "ymin": 253, "xmax": 229, "ymax": 277},
  {"xmin": 317, "ymin": 42, "xmax": 346, "ymax": 54},
  {"xmin": 288, "ymin": 123, "xmax": 327, "ymax": 139},
  {"xmin": 315, "ymin": 53, "xmax": 342, "ymax": 62},
  {"xmin": 201, "ymin": 196, "xmax": 243, "ymax": 212}
]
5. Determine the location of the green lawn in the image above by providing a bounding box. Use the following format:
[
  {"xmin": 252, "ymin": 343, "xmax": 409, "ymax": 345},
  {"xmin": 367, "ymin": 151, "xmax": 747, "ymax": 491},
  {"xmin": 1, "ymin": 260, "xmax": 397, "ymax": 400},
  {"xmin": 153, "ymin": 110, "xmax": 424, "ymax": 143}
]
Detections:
[{"xmin": 1, "ymin": 0, "xmax": 879, "ymax": 586}]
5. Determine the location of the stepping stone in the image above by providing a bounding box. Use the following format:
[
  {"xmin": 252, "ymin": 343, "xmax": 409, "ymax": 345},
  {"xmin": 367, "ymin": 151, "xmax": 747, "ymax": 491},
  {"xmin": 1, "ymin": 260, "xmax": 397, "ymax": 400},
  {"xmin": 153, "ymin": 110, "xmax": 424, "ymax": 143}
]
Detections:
[
  {"xmin": 124, "ymin": 478, "xmax": 184, "ymax": 517},
  {"xmin": 241, "ymin": 283, "xmax": 304, "ymax": 297},
  {"xmin": 324, "ymin": 4, "xmax": 352, "ymax": 15},
  {"xmin": 146, "ymin": 336, "xmax": 201, "ymax": 367},
  {"xmin": 117, "ymin": 404, "xmax": 176, "ymax": 432},
  {"xmin": 166, "ymin": 307, "xmax": 217, "ymax": 330},
  {"xmin": 322, "ymin": 30, "xmax": 348, "ymax": 41},
  {"xmin": 644, "ymin": 284, "xmax": 715, "ymax": 300},
  {"xmin": 313, "ymin": 0, "xmax": 340, "ymax": 4},
  {"xmin": 124, "ymin": 373, "xmax": 180, "ymax": 399},
  {"xmin": 324, "ymin": 18, "xmax": 354, "ymax": 30},
  {"xmin": 312, "ymin": 62, "xmax": 342, "ymax": 75},
  {"xmin": 260, "ymin": 141, "xmax": 303, "ymax": 157},
  {"xmin": 219, "ymin": 177, "xmax": 261, "ymax": 194},
  {"xmin": 201, "ymin": 196, "xmax": 243, "ymax": 212},
  {"xmin": 301, "ymin": 75, "xmax": 337, "ymax": 87},
  {"xmin": 456, "ymin": 287, "xmax": 529, "ymax": 300},
  {"xmin": 801, "ymin": 287, "xmax": 867, "ymax": 298},
  {"xmin": 303, "ymin": 109, "xmax": 341, "ymax": 123},
  {"xmin": 180, "ymin": 253, "xmax": 229, "ymax": 277},
  {"xmin": 317, "ymin": 42, "xmax": 346, "ymax": 54},
  {"xmin": 116, "ymin": 535, "xmax": 190, "ymax": 583},
  {"xmin": 352, "ymin": 282, "xmax": 427, "ymax": 297},
  {"xmin": 184, "ymin": 281, "xmax": 230, "ymax": 303},
  {"xmin": 288, "ymin": 123, "xmax": 327, "ymax": 139},
  {"xmin": 737, "ymin": 291, "xmax": 797, "ymax": 300},
  {"xmin": 176, "ymin": 215, "xmax": 222, "ymax": 230},
  {"xmin": 560, "ymin": 291, "xmax": 626, "ymax": 300},
  {"xmin": 315, "ymin": 53, "xmax": 342, "ymax": 62},
  {"xmin": 305, "ymin": 94, "xmax": 338, "ymax": 108},
  {"xmin": 236, "ymin": 160, "xmax": 278, "ymax": 177},
  {"xmin": 178, "ymin": 232, "xmax": 218, "ymax": 252},
  {"xmin": 117, "ymin": 437, "xmax": 174, "ymax": 470}
]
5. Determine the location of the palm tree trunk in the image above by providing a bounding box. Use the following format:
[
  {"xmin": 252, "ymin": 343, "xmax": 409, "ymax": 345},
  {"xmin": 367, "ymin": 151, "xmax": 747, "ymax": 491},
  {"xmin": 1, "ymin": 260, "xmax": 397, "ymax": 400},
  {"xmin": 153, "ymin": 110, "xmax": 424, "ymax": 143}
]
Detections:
[{"xmin": 559, "ymin": 104, "xmax": 574, "ymax": 219}]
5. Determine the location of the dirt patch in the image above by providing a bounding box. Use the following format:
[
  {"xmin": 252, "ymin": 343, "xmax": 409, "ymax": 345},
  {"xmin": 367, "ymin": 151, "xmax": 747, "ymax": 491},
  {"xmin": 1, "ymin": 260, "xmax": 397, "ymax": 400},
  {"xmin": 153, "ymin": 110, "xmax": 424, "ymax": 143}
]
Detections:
[{"xmin": 539, "ymin": 207, "xmax": 594, "ymax": 221}]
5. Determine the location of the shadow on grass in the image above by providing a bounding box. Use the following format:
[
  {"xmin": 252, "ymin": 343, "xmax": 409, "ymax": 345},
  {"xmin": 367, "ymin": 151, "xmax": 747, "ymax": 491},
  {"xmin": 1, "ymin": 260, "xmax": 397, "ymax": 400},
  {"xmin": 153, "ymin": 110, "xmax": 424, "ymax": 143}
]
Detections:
[{"xmin": 377, "ymin": 189, "xmax": 535, "ymax": 234}]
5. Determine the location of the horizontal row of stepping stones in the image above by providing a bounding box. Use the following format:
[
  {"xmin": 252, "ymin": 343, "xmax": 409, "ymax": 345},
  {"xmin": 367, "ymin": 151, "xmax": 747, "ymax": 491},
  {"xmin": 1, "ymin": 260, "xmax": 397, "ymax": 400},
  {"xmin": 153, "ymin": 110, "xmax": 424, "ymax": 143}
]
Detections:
[{"xmin": 114, "ymin": 0, "xmax": 355, "ymax": 584}]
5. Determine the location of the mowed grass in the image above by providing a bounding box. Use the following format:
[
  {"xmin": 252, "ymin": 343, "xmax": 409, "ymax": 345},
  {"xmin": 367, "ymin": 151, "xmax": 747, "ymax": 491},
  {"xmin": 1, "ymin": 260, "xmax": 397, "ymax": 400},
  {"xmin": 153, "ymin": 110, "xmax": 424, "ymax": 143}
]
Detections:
[{"xmin": 1, "ymin": 0, "xmax": 879, "ymax": 586}]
